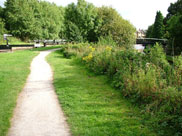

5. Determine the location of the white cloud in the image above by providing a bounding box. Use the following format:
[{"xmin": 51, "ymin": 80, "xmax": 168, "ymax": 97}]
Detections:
[{"xmin": 0, "ymin": 0, "xmax": 178, "ymax": 29}]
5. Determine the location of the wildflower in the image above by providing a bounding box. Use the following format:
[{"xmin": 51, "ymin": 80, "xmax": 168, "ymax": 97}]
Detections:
[
  {"xmin": 82, "ymin": 53, "xmax": 93, "ymax": 62},
  {"xmin": 91, "ymin": 47, "xmax": 95, "ymax": 52},
  {"xmin": 106, "ymin": 46, "xmax": 112, "ymax": 52},
  {"xmin": 82, "ymin": 57, "xmax": 86, "ymax": 61},
  {"xmin": 89, "ymin": 46, "xmax": 95, "ymax": 52}
]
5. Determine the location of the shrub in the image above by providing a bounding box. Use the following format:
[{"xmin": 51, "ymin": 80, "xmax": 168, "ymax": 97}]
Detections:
[{"xmin": 61, "ymin": 43, "xmax": 182, "ymax": 135}]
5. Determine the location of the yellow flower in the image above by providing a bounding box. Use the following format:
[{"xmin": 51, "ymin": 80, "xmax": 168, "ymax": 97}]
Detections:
[
  {"xmin": 91, "ymin": 48, "xmax": 95, "ymax": 52},
  {"xmin": 82, "ymin": 57, "xmax": 86, "ymax": 60},
  {"xmin": 89, "ymin": 46, "xmax": 95, "ymax": 52},
  {"xmin": 106, "ymin": 46, "xmax": 112, "ymax": 52},
  {"xmin": 88, "ymin": 53, "xmax": 93, "ymax": 58}
]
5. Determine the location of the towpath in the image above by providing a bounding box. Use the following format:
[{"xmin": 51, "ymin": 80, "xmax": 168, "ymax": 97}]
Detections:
[{"xmin": 8, "ymin": 49, "xmax": 71, "ymax": 136}]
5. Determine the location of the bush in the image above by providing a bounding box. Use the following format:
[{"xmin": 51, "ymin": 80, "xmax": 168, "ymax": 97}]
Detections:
[
  {"xmin": 97, "ymin": 35, "xmax": 117, "ymax": 47},
  {"xmin": 97, "ymin": 6, "xmax": 136, "ymax": 47},
  {"xmin": 60, "ymin": 43, "xmax": 182, "ymax": 135}
]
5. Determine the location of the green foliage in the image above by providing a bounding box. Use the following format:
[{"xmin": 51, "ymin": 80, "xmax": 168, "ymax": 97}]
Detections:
[
  {"xmin": 152, "ymin": 11, "xmax": 164, "ymax": 39},
  {"xmin": 161, "ymin": 0, "xmax": 182, "ymax": 55},
  {"xmin": 97, "ymin": 34, "xmax": 117, "ymax": 47},
  {"xmin": 146, "ymin": 24, "xmax": 154, "ymax": 38},
  {"xmin": 64, "ymin": 0, "xmax": 99, "ymax": 42},
  {"xmin": 37, "ymin": 2, "xmax": 64, "ymax": 39},
  {"xmin": 97, "ymin": 7, "xmax": 136, "ymax": 47},
  {"xmin": 165, "ymin": 0, "xmax": 182, "ymax": 21},
  {"xmin": 4, "ymin": 0, "xmax": 64, "ymax": 41},
  {"xmin": 2, "ymin": 0, "xmax": 135, "ymax": 47},
  {"xmin": 0, "ymin": 6, "xmax": 4, "ymax": 18},
  {"xmin": 65, "ymin": 21, "xmax": 83, "ymax": 42},
  {"xmin": 61, "ymin": 43, "xmax": 182, "ymax": 135},
  {"xmin": 48, "ymin": 51, "xmax": 158, "ymax": 136},
  {"xmin": 4, "ymin": 0, "xmax": 40, "ymax": 40},
  {"xmin": 167, "ymin": 14, "xmax": 182, "ymax": 55},
  {"xmin": 0, "ymin": 18, "xmax": 6, "ymax": 35},
  {"xmin": 64, "ymin": 2, "xmax": 136, "ymax": 46}
]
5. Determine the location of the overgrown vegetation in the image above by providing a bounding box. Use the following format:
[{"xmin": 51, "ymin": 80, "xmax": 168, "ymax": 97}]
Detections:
[
  {"xmin": 59, "ymin": 43, "xmax": 182, "ymax": 135},
  {"xmin": 0, "ymin": 50, "xmax": 38, "ymax": 136},
  {"xmin": 48, "ymin": 51, "xmax": 158, "ymax": 136}
]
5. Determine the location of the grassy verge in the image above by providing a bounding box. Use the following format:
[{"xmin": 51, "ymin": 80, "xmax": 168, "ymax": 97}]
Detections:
[
  {"xmin": 0, "ymin": 50, "xmax": 38, "ymax": 136},
  {"xmin": 48, "ymin": 51, "xmax": 158, "ymax": 136},
  {"xmin": 30, "ymin": 45, "xmax": 62, "ymax": 51},
  {"xmin": 0, "ymin": 37, "xmax": 32, "ymax": 45}
]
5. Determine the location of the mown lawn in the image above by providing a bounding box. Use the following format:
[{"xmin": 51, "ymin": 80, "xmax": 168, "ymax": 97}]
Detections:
[
  {"xmin": 30, "ymin": 45, "xmax": 61, "ymax": 51},
  {"xmin": 0, "ymin": 50, "xmax": 38, "ymax": 136},
  {"xmin": 48, "ymin": 50, "xmax": 158, "ymax": 136}
]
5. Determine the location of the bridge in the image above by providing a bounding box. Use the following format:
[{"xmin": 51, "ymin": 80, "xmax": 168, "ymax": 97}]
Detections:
[{"xmin": 136, "ymin": 38, "xmax": 168, "ymax": 46}]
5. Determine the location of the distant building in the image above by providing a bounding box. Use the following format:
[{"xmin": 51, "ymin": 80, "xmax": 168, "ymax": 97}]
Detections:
[{"xmin": 136, "ymin": 29, "xmax": 146, "ymax": 38}]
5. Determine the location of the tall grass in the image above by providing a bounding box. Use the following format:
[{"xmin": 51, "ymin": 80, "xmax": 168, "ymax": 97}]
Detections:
[{"xmin": 60, "ymin": 43, "xmax": 182, "ymax": 135}]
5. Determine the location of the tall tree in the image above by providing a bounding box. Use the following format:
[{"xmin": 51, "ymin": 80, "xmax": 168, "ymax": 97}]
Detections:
[
  {"xmin": 38, "ymin": 1, "xmax": 64, "ymax": 39},
  {"xmin": 164, "ymin": 0, "xmax": 182, "ymax": 55},
  {"xmin": 167, "ymin": 15, "xmax": 182, "ymax": 55},
  {"xmin": 146, "ymin": 24, "xmax": 154, "ymax": 38},
  {"xmin": 0, "ymin": 18, "xmax": 6, "ymax": 35},
  {"xmin": 3, "ymin": 0, "xmax": 65, "ymax": 40},
  {"xmin": 0, "ymin": 6, "xmax": 5, "ymax": 35},
  {"xmin": 165, "ymin": 0, "xmax": 182, "ymax": 22},
  {"xmin": 0, "ymin": 6, "xmax": 3, "ymax": 18},
  {"xmin": 97, "ymin": 6, "xmax": 136, "ymax": 47},
  {"xmin": 64, "ymin": 0, "xmax": 99, "ymax": 42},
  {"xmin": 152, "ymin": 11, "xmax": 164, "ymax": 39},
  {"xmin": 4, "ymin": 0, "xmax": 41, "ymax": 40}
]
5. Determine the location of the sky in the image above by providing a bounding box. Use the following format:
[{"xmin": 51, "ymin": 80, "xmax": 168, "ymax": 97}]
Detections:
[{"xmin": 0, "ymin": 0, "xmax": 177, "ymax": 30}]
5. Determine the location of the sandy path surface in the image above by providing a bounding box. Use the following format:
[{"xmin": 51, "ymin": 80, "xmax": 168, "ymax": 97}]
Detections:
[{"xmin": 8, "ymin": 49, "xmax": 71, "ymax": 136}]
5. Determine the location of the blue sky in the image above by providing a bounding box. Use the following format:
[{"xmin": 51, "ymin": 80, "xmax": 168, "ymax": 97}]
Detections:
[{"xmin": 0, "ymin": 0, "xmax": 177, "ymax": 29}]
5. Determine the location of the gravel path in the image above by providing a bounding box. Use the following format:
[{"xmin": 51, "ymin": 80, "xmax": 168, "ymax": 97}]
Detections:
[{"xmin": 8, "ymin": 49, "xmax": 71, "ymax": 136}]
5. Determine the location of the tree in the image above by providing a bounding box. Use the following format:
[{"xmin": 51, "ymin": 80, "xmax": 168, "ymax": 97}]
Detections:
[
  {"xmin": 38, "ymin": 1, "xmax": 65, "ymax": 39},
  {"xmin": 3, "ymin": 0, "xmax": 64, "ymax": 40},
  {"xmin": 4, "ymin": 0, "xmax": 42, "ymax": 40},
  {"xmin": 146, "ymin": 24, "xmax": 154, "ymax": 38},
  {"xmin": 152, "ymin": 11, "xmax": 164, "ymax": 39},
  {"xmin": 164, "ymin": 0, "xmax": 182, "ymax": 55},
  {"xmin": 0, "ymin": 6, "xmax": 3, "ymax": 18},
  {"xmin": 0, "ymin": 6, "xmax": 6, "ymax": 35},
  {"xmin": 167, "ymin": 15, "xmax": 182, "ymax": 54},
  {"xmin": 165, "ymin": 0, "xmax": 182, "ymax": 22},
  {"xmin": 0, "ymin": 18, "xmax": 6, "ymax": 35},
  {"xmin": 64, "ymin": 0, "xmax": 99, "ymax": 42},
  {"xmin": 97, "ymin": 6, "xmax": 136, "ymax": 47},
  {"xmin": 65, "ymin": 21, "xmax": 83, "ymax": 42}
]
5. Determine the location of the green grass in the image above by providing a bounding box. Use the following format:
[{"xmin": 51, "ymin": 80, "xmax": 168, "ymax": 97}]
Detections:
[
  {"xmin": 0, "ymin": 37, "xmax": 32, "ymax": 45},
  {"xmin": 48, "ymin": 51, "xmax": 158, "ymax": 136},
  {"xmin": 31, "ymin": 45, "xmax": 62, "ymax": 51},
  {"xmin": 0, "ymin": 50, "xmax": 38, "ymax": 136}
]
